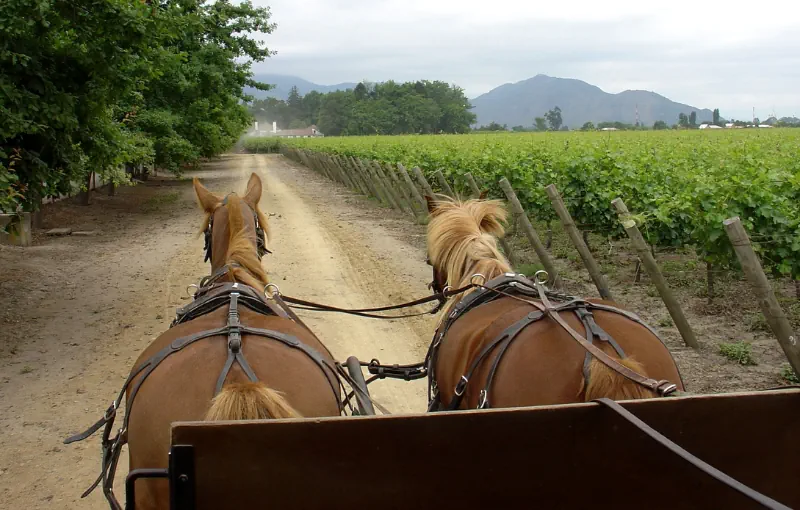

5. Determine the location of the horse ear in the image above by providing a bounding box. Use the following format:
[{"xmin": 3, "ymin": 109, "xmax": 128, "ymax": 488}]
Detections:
[
  {"xmin": 479, "ymin": 189, "xmax": 488, "ymax": 200},
  {"xmin": 193, "ymin": 177, "xmax": 221, "ymax": 212},
  {"xmin": 243, "ymin": 173, "xmax": 262, "ymax": 207},
  {"xmin": 425, "ymin": 195, "xmax": 438, "ymax": 214}
]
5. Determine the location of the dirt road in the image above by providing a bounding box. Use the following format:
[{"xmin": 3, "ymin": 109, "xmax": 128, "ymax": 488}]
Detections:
[{"xmin": 0, "ymin": 154, "xmax": 435, "ymax": 509}]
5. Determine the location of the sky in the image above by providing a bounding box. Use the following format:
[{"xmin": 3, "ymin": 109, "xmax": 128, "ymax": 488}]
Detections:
[{"xmin": 250, "ymin": 0, "xmax": 800, "ymax": 121}]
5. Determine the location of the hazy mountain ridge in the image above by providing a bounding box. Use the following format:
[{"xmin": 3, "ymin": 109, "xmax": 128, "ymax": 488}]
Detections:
[
  {"xmin": 245, "ymin": 73, "xmax": 714, "ymax": 128},
  {"xmin": 246, "ymin": 74, "xmax": 357, "ymax": 99},
  {"xmin": 470, "ymin": 74, "xmax": 714, "ymax": 128}
]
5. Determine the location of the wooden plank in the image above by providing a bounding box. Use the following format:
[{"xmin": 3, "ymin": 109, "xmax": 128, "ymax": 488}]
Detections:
[
  {"xmin": 724, "ymin": 217, "xmax": 800, "ymax": 375},
  {"xmin": 612, "ymin": 198, "xmax": 698, "ymax": 349},
  {"xmin": 171, "ymin": 389, "xmax": 799, "ymax": 510}
]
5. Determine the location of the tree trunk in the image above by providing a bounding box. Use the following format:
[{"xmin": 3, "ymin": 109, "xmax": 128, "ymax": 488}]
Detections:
[
  {"xmin": 80, "ymin": 172, "xmax": 94, "ymax": 206},
  {"xmin": 31, "ymin": 194, "xmax": 43, "ymax": 228},
  {"xmin": 634, "ymin": 259, "xmax": 642, "ymax": 283},
  {"xmin": 707, "ymin": 261, "xmax": 714, "ymax": 304},
  {"xmin": 108, "ymin": 180, "xmax": 116, "ymax": 196}
]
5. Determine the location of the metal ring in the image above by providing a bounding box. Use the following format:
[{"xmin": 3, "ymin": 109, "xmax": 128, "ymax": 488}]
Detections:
[
  {"xmin": 264, "ymin": 283, "xmax": 281, "ymax": 298},
  {"xmin": 186, "ymin": 284, "xmax": 199, "ymax": 297},
  {"xmin": 533, "ymin": 270, "xmax": 549, "ymax": 285},
  {"xmin": 470, "ymin": 273, "xmax": 486, "ymax": 285},
  {"xmin": 441, "ymin": 285, "xmax": 452, "ymax": 295},
  {"xmin": 478, "ymin": 390, "xmax": 488, "ymax": 409}
]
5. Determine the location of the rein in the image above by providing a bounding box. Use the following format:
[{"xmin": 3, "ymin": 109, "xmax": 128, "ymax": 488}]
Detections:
[{"xmin": 278, "ymin": 283, "xmax": 475, "ymax": 319}]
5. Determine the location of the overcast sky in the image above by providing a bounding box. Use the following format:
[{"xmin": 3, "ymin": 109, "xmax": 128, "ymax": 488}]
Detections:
[{"xmin": 251, "ymin": 0, "xmax": 799, "ymax": 121}]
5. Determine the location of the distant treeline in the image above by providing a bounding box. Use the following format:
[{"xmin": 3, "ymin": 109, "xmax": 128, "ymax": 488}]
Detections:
[{"xmin": 249, "ymin": 81, "xmax": 476, "ymax": 136}]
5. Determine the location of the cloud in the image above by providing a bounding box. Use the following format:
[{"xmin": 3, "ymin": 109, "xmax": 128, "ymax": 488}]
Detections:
[{"xmin": 252, "ymin": 0, "xmax": 800, "ymax": 120}]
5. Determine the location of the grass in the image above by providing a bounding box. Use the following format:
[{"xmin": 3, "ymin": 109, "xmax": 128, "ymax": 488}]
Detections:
[
  {"xmin": 781, "ymin": 365, "xmax": 799, "ymax": 384},
  {"xmin": 718, "ymin": 342, "xmax": 757, "ymax": 366},
  {"xmin": 514, "ymin": 262, "xmax": 544, "ymax": 278},
  {"xmin": 143, "ymin": 191, "xmax": 180, "ymax": 212}
]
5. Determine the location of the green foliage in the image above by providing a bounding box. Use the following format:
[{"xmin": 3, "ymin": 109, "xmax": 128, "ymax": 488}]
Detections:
[
  {"xmin": 1, "ymin": 0, "xmax": 274, "ymax": 212},
  {"xmin": 581, "ymin": 122, "xmax": 595, "ymax": 131},
  {"xmin": 279, "ymin": 129, "xmax": 800, "ymax": 279},
  {"xmin": 534, "ymin": 117, "xmax": 548, "ymax": 132},
  {"xmin": 475, "ymin": 122, "xmax": 508, "ymax": 132},
  {"xmin": 653, "ymin": 120, "xmax": 668, "ymax": 130},
  {"xmin": 718, "ymin": 342, "xmax": 757, "ymax": 366},
  {"xmin": 545, "ymin": 107, "xmax": 563, "ymax": 131},
  {"xmin": 781, "ymin": 364, "xmax": 799, "ymax": 384},
  {"xmin": 250, "ymin": 80, "xmax": 474, "ymax": 136}
]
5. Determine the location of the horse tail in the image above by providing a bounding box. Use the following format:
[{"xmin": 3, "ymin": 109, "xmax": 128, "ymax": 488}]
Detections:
[
  {"xmin": 583, "ymin": 356, "xmax": 656, "ymax": 401},
  {"xmin": 205, "ymin": 382, "xmax": 301, "ymax": 420}
]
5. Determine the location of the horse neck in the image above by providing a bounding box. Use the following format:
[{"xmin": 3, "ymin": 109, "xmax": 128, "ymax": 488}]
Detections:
[{"xmin": 220, "ymin": 197, "xmax": 269, "ymax": 289}]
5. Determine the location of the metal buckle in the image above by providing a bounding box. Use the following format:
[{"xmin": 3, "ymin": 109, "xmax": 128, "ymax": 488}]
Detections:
[{"xmin": 454, "ymin": 375, "xmax": 468, "ymax": 396}]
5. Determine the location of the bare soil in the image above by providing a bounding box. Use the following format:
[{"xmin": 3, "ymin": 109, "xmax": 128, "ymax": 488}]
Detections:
[
  {"xmin": 0, "ymin": 153, "xmax": 795, "ymax": 508},
  {"xmin": 0, "ymin": 154, "xmax": 434, "ymax": 509}
]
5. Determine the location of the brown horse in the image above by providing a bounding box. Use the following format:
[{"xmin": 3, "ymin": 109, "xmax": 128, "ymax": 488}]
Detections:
[
  {"xmin": 79, "ymin": 173, "xmax": 343, "ymax": 509},
  {"xmin": 424, "ymin": 195, "xmax": 684, "ymax": 411}
]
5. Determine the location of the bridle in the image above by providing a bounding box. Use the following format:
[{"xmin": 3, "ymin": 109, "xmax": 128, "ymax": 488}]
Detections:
[{"xmin": 203, "ymin": 193, "xmax": 270, "ymax": 264}]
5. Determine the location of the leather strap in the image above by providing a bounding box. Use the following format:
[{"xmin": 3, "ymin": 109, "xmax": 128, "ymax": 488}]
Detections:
[
  {"xmin": 532, "ymin": 283, "xmax": 677, "ymax": 396},
  {"xmin": 594, "ymin": 398, "xmax": 791, "ymax": 510}
]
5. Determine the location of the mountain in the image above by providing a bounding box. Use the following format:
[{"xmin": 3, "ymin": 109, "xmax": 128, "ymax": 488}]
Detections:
[
  {"xmin": 245, "ymin": 74, "xmax": 357, "ymax": 100},
  {"xmin": 469, "ymin": 75, "xmax": 714, "ymax": 128}
]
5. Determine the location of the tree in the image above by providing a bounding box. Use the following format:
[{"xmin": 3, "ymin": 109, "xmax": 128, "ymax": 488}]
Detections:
[
  {"xmin": 712, "ymin": 109, "xmax": 720, "ymax": 125},
  {"xmin": 689, "ymin": 111, "xmax": 697, "ymax": 127},
  {"xmin": 653, "ymin": 120, "xmax": 668, "ymax": 130},
  {"xmin": 678, "ymin": 113, "xmax": 689, "ymax": 128},
  {"xmin": 545, "ymin": 107, "xmax": 563, "ymax": 131},
  {"xmin": 534, "ymin": 117, "xmax": 548, "ymax": 131},
  {"xmin": 581, "ymin": 121, "xmax": 595, "ymax": 131},
  {"xmin": 474, "ymin": 122, "xmax": 507, "ymax": 132}
]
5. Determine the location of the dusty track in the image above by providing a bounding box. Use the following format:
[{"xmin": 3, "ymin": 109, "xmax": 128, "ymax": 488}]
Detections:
[{"xmin": 0, "ymin": 154, "xmax": 435, "ymax": 509}]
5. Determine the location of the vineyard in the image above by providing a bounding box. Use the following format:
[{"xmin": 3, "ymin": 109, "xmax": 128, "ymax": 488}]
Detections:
[{"xmin": 247, "ymin": 130, "xmax": 800, "ymax": 279}]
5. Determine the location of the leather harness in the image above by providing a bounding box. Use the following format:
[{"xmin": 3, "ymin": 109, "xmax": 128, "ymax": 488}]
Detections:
[
  {"xmin": 64, "ymin": 276, "xmax": 343, "ymax": 510},
  {"xmin": 425, "ymin": 272, "xmax": 684, "ymax": 411}
]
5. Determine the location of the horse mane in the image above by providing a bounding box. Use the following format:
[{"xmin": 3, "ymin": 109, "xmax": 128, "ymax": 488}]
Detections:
[
  {"xmin": 427, "ymin": 196, "xmax": 512, "ymax": 315},
  {"xmin": 224, "ymin": 194, "xmax": 270, "ymax": 289}
]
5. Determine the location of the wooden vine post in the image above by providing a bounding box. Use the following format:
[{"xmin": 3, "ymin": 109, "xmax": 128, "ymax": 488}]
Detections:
[
  {"xmin": 397, "ymin": 164, "xmax": 428, "ymax": 220},
  {"xmin": 545, "ymin": 184, "xmax": 613, "ymax": 300},
  {"xmin": 498, "ymin": 178, "xmax": 562, "ymax": 290},
  {"xmin": 434, "ymin": 169, "xmax": 455, "ymax": 197},
  {"xmin": 355, "ymin": 158, "xmax": 385, "ymax": 204},
  {"xmin": 382, "ymin": 163, "xmax": 415, "ymax": 217},
  {"xmin": 612, "ymin": 198, "xmax": 699, "ymax": 349},
  {"xmin": 412, "ymin": 167, "xmax": 436, "ymax": 198},
  {"xmin": 371, "ymin": 161, "xmax": 406, "ymax": 213},
  {"xmin": 463, "ymin": 172, "xmax": 519, "ymax": 268},
  {"xmin": 346, "ymin": 157, "xmax": 372, "ymax": 197},
  {"xmin": 723, "ymin": 217, "xmax": 800, "ymax": 376}
]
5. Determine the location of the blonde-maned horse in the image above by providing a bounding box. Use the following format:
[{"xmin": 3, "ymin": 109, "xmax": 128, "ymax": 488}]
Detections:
[
  {"xmin": 423, "ymin": 195, "xmax": 684, "ymax": 411},
  {"xmin": 69, "ymin": 173, "xmax": 343, "ymax": 509}
]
